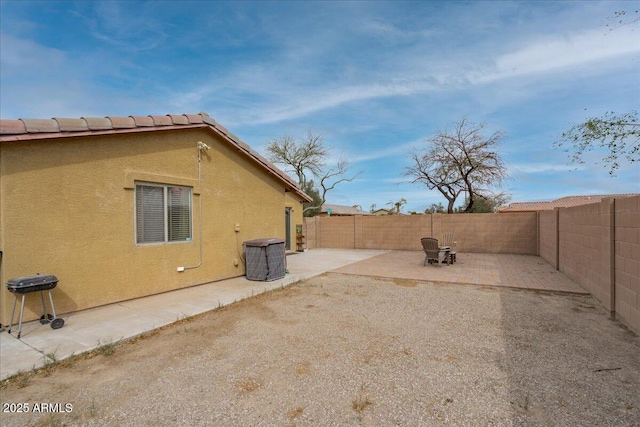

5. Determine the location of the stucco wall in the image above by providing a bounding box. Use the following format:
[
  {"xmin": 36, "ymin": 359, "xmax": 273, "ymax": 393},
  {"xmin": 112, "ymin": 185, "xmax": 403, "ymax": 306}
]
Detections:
[
  {"xmin": 304, "ymin": 212, "xmax": 538, "ymax": 254},
  {"xmin": 0, "ymin": 128, "xmax": 305, "ymax": 324}
]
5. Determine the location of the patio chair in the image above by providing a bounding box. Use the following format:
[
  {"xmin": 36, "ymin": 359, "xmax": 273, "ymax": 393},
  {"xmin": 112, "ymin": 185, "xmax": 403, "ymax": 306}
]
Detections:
[
  {"xmin": 421, "ymin": 237, "xmax": 450, "ymax": 267},
  {"xmin": 440, "ymin": 232, "xmax": 457, "ymax": 263}
]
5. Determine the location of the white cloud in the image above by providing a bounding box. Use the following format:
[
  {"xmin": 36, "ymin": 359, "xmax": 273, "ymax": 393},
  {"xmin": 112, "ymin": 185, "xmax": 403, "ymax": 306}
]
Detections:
[
  {"xmin": 510, "ymin": 163, "xmax": 586, "ymax": 174},
  {"xmin": 473, "ymin": 26, "xmax": 640, "ymax": 84},
  {"xmin": 0, "ymin": 33, "xmax": 65, "ymax": 69},
  {"xmin": 83, "ymin": 2, "xmax": 168, "ymax": 51},
  {"xmin": 246, "ymin": 79, "xmax": 440, "ymax": 125},
  {"xmin": 197, "ymin": 22, "xmax": 640, "ymax": 127},
  {"xmin": 358, "ymin": 19, "xmax": 436, "ymax": 42},
  {"xmin": 349, "ymin": 140, "xmax": 419, "ymax": 163}
]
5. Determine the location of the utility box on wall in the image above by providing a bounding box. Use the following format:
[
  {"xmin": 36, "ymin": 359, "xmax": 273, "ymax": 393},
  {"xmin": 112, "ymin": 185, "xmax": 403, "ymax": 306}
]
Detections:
[{"xmin": 243, "ymin": 238, "xmax": 286, "ymax": 281}]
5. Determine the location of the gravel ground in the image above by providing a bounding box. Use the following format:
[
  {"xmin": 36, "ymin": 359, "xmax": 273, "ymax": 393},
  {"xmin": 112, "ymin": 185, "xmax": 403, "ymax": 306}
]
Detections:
[{"xmin": 1, "ymin": 273, "xmax": 639, "ymax": 426}]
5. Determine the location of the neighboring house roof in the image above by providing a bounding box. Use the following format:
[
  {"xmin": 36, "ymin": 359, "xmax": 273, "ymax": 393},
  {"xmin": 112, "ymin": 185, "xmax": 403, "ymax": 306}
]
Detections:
[
  {"xmin": 0, "ymin": 112, "xmax": 312, "ymax": 202},
  {"xmin": 320, "ymin": 204, "xmax": 372, "ymax": 216},
  {"xmin": 499, "ymin": 194, "xmax": 639, "ymax": 212}
]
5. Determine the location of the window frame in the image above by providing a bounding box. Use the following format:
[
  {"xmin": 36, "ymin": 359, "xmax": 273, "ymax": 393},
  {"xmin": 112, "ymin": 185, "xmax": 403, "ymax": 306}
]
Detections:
[{"xmin": 134, "ymin": 182, "xmax": 193, "ymax": 245}]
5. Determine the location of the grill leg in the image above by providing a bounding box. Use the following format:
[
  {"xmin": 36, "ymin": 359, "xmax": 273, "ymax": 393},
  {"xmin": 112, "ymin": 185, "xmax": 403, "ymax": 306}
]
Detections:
[
  {"xmin": 17, "ymin": 294, "xmax": 26, "ymax": 339},
  {"xmin": 48, "ymin": 290, "xmax": 57, "ymax": 318},
  {"xmin": 41, "ymin": 291, "xmax": 49, "ymax": 321},
  {"xmin": 8, "ymin": 294, "xmax": 18, "ymax": 334}
]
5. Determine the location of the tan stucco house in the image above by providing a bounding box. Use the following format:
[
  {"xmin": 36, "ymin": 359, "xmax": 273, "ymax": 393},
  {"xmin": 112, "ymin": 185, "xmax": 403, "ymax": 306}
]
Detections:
[{"xmin": 0, "ymin": 112, "xmax": 311, "ymax": 325}]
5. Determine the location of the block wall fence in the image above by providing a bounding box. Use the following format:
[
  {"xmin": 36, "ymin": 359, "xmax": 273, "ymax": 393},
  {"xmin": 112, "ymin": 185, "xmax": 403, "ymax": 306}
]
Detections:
[
  {"xmin": 304, "ymin": 212, "xmax": 538, "ymax": 254},
  {"xmin": 539, "ymin": 196, "xmax": 639, "ymax": 334},
  {"xmin": 303, "ymin": 195, "xmax": 640, "ymax": 334}
]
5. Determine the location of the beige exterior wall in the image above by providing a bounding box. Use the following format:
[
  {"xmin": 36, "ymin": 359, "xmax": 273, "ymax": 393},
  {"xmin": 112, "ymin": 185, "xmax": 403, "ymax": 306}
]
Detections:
[
  {"xmin": 0, "ymin": 128, "xmax": 305, "ymax": 324},
  {"xmin": 304, "ymin": 212, "xmax": 538, "ymax": 254},
  {"xmin": 614, "ymin": 196, "xmax": 640, "ymax": 333}
]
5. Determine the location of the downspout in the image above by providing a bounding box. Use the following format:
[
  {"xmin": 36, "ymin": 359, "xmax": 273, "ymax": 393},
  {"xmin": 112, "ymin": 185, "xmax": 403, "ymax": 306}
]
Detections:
[{"xmin": 182, "ymin": 141, "xmax": 210, "ymax": 271}]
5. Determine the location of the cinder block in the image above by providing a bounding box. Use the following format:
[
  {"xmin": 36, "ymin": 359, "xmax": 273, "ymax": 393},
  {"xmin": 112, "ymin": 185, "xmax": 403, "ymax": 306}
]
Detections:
[
  {"xmin": 631, "ymin": 243, "xmax": 640, "ymax": 263},
  {"xmin": 627, "ymin": 307, "xmax": 640, "ymax": 334},
  {"xmin": 628, "ymin": 274, "xmax": 640, "ymax": 297},
  {"xmin": 620, "ymin": 241, "xmax": 631, "ymax": 258}
]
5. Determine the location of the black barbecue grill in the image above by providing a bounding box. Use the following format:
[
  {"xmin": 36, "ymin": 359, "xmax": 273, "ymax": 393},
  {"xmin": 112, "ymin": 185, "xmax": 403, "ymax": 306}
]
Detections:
[{"xmin": 7, "ymin": 274, "xmax": 64, "ymax": 338}]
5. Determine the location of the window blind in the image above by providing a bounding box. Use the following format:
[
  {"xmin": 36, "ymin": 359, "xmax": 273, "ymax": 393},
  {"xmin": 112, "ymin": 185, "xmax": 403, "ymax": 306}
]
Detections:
[
  {"xmin": 136, "ymin": 183, "xmax": 192, "ymax": 244},
  {"xmin": 168, "ymin": 186, "xmax": 192, "ymax": 241}
]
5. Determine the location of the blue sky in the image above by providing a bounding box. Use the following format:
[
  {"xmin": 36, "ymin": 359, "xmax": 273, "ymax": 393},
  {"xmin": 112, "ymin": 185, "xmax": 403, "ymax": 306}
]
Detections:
[{"xmin": 1, "ymin": 0, "xmax": 638, "ymax": 212}]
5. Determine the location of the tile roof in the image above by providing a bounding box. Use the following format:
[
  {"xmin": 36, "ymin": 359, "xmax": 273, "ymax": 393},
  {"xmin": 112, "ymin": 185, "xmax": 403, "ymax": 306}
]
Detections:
[
  {"xmin": 498, "ymin": 194, "xmax": 639, "ymax": 212},
  {"xmin": 321, "ymin": 204, "xmax": 372, "ymax": 215},
  {"xmin": 0, "ymin": 112, "xmax": 312, "ymax": 202}
]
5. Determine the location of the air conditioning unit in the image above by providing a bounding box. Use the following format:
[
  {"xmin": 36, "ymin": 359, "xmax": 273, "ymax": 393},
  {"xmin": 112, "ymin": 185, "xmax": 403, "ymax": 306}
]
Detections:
[{"xmin": 243, "ymin": 238, "xmax": 286, "ymax": 281}]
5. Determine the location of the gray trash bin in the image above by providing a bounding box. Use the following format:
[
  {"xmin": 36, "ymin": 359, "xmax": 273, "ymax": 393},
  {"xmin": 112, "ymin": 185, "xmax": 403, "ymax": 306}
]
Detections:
[{"xmin": 244, "ymin": 238, "xmax": 286, "ymax": 281}]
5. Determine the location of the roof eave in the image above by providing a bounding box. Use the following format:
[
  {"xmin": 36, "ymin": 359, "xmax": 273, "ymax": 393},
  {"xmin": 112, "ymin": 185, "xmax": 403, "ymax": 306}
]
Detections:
[{"xmin": 0, "ymin": 124, "xmax": 208, "ymax": 142}]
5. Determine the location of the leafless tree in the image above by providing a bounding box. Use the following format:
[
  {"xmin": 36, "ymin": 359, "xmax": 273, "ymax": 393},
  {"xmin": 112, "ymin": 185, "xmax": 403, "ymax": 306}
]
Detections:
[
  {"xmin": 266, "ymin": 129, "xmax": 360, "ymax": 215},
  {"xmin": 265, "ymin": 130, "xmax": 328, "ymax": 190},
  {"xmin": 405, "ymin": 118, "xmax": 508, "ymax": 213}
]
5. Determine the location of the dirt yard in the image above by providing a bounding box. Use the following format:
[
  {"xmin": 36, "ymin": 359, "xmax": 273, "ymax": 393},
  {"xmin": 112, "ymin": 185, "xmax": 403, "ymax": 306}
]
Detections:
[{"xmin": 1, "ymin": 273, "xmax": 639, "ymax": 426}]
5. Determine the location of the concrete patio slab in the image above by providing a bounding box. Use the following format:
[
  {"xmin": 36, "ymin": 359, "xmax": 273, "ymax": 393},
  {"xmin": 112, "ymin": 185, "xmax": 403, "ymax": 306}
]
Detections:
[{"xmin": 332, "ymin": 251, "xmax": 589, "ymax": 294}]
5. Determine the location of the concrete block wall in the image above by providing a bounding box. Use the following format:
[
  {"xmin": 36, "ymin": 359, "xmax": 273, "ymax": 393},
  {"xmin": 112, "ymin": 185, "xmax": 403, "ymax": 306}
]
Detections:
[
  {"xmin": 539, "ymin": 210, "xmax": 558, "ymax": 269},
  {"xmin": 439, "ymin": 213, "xmax": 537, "ymax": 254},
  {"xmin": 303, "ymin": 218, "xmax": 317, "ymax": 250},
  {"xmin": 318, "ymin": 216, "xmax": 356, "ymax": 249},
  {"xmin": 558, "ymin": 199, "xmax": 614, "ymax": 311},
  {"xmin": 357, "ymin": 215, "xmax": 431, "ymax": 250},
  {"xmin": 304, "ymin": 212, "xmax": 538, "ymax": 254},
  {"xmin": 538, "ymin": 195, "xmax": 639, "ymax": 334},
  {"xmin": 614, "ymin": 196, "xmax": 640, "ymax": 333}
]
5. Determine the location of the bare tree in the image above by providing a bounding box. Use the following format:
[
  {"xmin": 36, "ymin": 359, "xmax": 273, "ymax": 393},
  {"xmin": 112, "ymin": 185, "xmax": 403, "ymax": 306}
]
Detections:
[
  {"xmin": 266, "ymin": 130, "xmax": 359, "ymax": 216},
  {"xmin": 266, "ymin": 130, "xmax": 328, "ymax": 190},
  {"xmin": 405, "ymin": 118, "xmax": 508, "ymax": 213}
]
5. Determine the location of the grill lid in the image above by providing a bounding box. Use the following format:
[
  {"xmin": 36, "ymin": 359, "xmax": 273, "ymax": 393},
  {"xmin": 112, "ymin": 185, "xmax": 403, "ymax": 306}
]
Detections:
[{"xmin": 7, "ymin": 274, "xmax": 58, "ymax": 293}]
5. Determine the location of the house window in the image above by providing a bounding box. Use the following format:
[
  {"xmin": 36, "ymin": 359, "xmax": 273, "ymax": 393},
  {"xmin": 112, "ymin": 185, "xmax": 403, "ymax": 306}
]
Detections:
[{"xmin": 135, "ymin": 183, "xmax": 192, "ymax": 244}]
